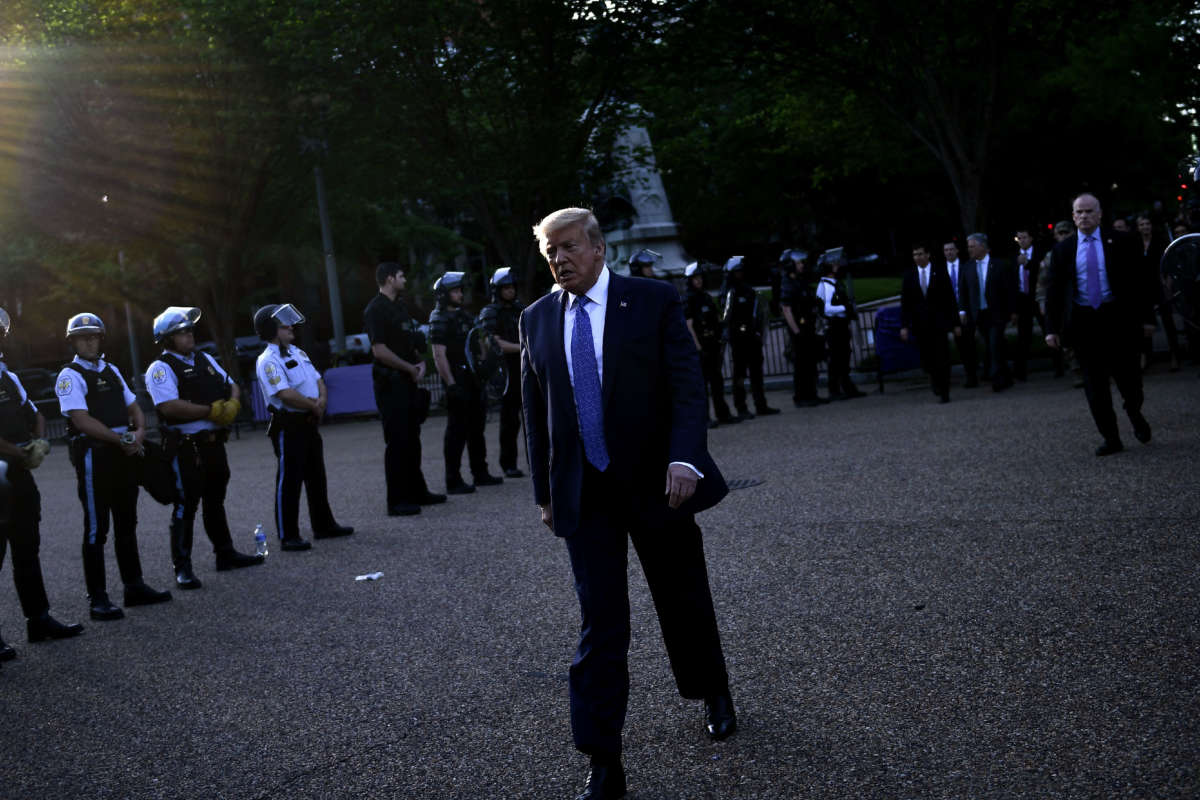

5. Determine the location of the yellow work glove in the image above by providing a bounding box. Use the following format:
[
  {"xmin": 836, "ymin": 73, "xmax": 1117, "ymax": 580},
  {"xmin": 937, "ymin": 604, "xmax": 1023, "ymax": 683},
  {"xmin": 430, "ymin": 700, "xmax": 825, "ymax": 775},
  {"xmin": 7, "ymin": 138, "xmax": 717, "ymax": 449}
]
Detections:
[
  {"xmin": 23, "ymin": 438, "xmax": 51, "ymax": 469},
  {"xmin": 217, "ymin": 397, "xmax": 241, "ymax": 426},
  {"xmin": 206, "ymin": 399, "xmax": 228, "ymax": 423}
]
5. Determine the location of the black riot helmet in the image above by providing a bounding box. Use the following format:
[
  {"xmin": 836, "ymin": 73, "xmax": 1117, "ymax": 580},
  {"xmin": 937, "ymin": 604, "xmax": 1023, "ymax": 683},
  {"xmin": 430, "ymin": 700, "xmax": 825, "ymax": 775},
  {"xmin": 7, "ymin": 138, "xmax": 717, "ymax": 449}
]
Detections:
[
  {"xmin": 780, "ymin": 248, "xmax": 809, "ymax": 272},
  {"xmin": 489, "ymin": 267, "xmax": 516, "ymax": 301},
  {"xmin": 153, "ymin": 306, "xmax": 202, "ymax": 345},
  {"xmin": 434, "ymin": 271, "xmax": 466, "ymax": 305},
  {"xmin": 253, "ymin": 303, "xmax": 305, "ymax": 342},
  {"xmin": 629, "ymin": 248, "xmax": 659, "ymax": 277},
  {"xmin": 66, "ymin": 312, "xmax": 106, "ymax": 340}
]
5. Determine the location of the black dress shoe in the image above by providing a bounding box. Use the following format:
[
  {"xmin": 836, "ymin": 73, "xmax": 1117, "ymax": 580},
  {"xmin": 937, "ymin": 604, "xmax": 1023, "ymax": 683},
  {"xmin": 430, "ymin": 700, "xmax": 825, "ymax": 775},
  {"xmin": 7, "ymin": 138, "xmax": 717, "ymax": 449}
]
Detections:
[
  {"xmin": 280, "ymin": 537, "xmax": 312, "ymax": 551},
  {"xmin": 576, "ymin": 761, "xmax": 626, "ymax": 800},
  {"xmin": 963, "ymin": 378, "xmax": 980, "ymax": 388},
  {"xmin": 89, "ymin": 595, "xmax": 125, "ymax": 621},
  {"xmin": 0, "ymin": 636, "xmax": 15, "ymax": 661},
  {"xmin": 503, "ymin": 468, "xmax": 524, "ymax": 478},
  {"xmin": 124, "ymin": 581, "xmax": 172, "ymax": 607},
  {"xmin": 27, "ymin": 612, "xmax": 84, "ymax": 643},
  {"xmin": 736, "ymin": 410, "xmax": 755, "ymax": 421},
  {"xmin": 1095, "ymin": 439, "xmax": 1124, "ymax": 457},
  {"xmin": 174, "ymin": 565, "xmax": 203, "ymax": 590},
  {"xmin": 446, "ymin": 483, "xmax": 476, "ymax": 495},
  {"xmin": 705, "ymin": 691, "xmax": 738, "ymax": 741},
  {"xmin": 314, "ymin": 525, "xmax": 354, "ymax": 539},
  {"xmin": 708, "ymin": 419, "xmax": 721, "ymax": 429},
  {"xmin": 388, "ymin": 503, "xmax": 421, "ymax": 516},
  {"xmin": 1131, "ymin": 414, "xmax": 1152, "ymax": 444},
  {"xmin": 755, "ymin": 405, "xmax": 781, "ymax": 416},
  {"xmin": 718, "ymin": 414, "xmax": 742, "ymax": 424},
  {"xmin": 216, "ymin": 550, "xmax": 266, "ymax": 570},
  {"xmin": 938, "ymin": 395, "xmax": 950, "ymax": 404},
  {"xmin": 473, "ymin": 473, "xmax": 503, "ymax": 486},
  {"xmin": 417, "ymin": 492, "xmax": 447, "ymax": 505}
]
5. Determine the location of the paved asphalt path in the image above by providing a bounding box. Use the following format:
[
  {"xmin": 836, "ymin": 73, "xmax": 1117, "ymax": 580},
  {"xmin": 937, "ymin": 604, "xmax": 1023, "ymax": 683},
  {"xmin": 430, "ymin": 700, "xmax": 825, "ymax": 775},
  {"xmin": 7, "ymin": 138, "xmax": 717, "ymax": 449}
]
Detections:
[{"xmin": 2, "ymin": 369, "xmax": 1198, "ymax": 799}]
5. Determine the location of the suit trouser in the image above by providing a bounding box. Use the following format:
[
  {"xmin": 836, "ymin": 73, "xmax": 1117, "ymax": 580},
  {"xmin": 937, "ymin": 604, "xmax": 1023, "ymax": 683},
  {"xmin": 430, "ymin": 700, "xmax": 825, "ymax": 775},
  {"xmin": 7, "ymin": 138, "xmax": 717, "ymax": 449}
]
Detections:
[
  {"xmin": 730, "ymin": 334, "xmax": 767, "ymax": 412},
  {"xmin": 443, "ymin": 373, "xmax": 489, "ymax": 483},
  {"xmin": 955, "ymin": 319, "xmax": 979, "ymax": 383},
  {"xmin": 0, "ymin": 464, "xmax": 50, "ymax": 618},
  {"xmin": 699, "ymin": 344, "xmax": 732, "ymax": 421},
  {"xmin": 374, "ymin": 373, "xmax": 429, "ymax": 506},
  {"xmin": 269, "ymin": 417, "xmax": 337, "ymax": 540},
  {"xmin": 915, "ymin": 325, "xmax": 951, "ymax": 398},
  {"xmin": 168, "ymin": 435, "xmax": 235, "ymax": 568},
  {"xmin": 1014, "ymin": 294, "xmax": 1038, "ymax": 379},
  {"xmin": 976, "ymin": 309, "xmax": 1011, "ymax": 386},
  {"xmin": 564, "ymin": 464, "xmax": 730, "ymax": 758},
  {"xmin": 498, "ymin": 355, "xmax": 522, "ymax": 471},
  {"xmin": 74, "ymin": 441, "xmax": 144, "ymax": 598},
  {"xmin": 1071, "ymin": 303, "xmax": 1144, "ymax": 442},
  {"xmin": 791, "ymin": 330, "xmax": 820, "ymax": 401}
]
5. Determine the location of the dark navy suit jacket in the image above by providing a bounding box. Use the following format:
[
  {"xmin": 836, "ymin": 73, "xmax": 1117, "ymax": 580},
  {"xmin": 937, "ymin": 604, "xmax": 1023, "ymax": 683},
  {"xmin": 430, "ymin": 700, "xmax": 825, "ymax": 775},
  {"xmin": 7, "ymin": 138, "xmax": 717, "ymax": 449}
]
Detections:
[
  {"xmin": 1045, "ymin": 230, "xmax": 1154, "ymax": 346},
  {"xmin": 519, "ymin": 271, "xmax": 728, "ymax": 538}
]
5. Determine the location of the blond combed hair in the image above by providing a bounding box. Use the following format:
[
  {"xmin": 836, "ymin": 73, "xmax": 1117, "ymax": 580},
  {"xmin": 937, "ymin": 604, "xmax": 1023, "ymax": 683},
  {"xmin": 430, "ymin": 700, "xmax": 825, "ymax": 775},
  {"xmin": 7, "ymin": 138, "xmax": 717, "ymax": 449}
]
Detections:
[{"xmin": 532, "ymin": 207, "xmax": 605, "ymax": 251}]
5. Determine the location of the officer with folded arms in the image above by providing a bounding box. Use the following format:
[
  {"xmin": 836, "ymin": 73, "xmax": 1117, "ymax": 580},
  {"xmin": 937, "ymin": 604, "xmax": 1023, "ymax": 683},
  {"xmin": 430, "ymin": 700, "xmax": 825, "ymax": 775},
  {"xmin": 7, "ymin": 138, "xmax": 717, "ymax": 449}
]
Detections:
[
  {"xmin": 0, "ymin": 308, "xmax": 84, "ymax": 661},
  {"xmin": 254, "ymin": 303, "xmax": 353, "ymax": 551},
  {"xmin": 429, "ymin": 272, "xmax": 502, "ymax": 494},
  {"xmin": 145, "ymin": 306, "xmax": 263, "ymax": 590},
  {"xmin": 56, "ymin": 313, "xmax": 171, "ymax": 620}
]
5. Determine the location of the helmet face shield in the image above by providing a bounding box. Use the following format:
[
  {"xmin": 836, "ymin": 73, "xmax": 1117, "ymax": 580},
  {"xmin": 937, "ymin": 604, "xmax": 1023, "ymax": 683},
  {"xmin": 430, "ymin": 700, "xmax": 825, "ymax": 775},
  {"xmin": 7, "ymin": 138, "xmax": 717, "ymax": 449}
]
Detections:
[
  {"xmin": 490, "ymin": 267, "xmax": 514, "ymax": 287},
  {"xmin": 153, "ymin": 306, "xmax": 202, "ymax": 343},
  {"xmin": 0, "ymin": 307, "xmax": 10, "ymax": 338},
  {"xmin": 272, "ymin": 304, "xmax": 305, "ymax": 328}
]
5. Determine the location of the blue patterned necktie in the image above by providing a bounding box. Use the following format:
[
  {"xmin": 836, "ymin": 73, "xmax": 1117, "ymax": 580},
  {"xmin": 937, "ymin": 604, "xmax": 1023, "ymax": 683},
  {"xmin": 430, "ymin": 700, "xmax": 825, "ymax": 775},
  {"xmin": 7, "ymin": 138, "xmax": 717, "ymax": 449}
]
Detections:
[{"xmin": 571, "ymin": 295, "xmax": 609, "ymax": 471}]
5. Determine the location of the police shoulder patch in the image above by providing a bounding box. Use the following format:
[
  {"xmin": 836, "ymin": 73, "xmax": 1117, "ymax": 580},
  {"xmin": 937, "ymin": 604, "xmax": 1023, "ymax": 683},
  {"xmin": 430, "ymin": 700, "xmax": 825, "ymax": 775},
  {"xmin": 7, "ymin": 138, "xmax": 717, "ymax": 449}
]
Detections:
[
  {"xmin": 264, "ymin": 362, "xmax": 277, "ymax": 376},
  {"xmin": 151, "ymin": 366, "xmax": 168, "ymax": 385},
  {"xmin": 56, "ymin": 376, "xmax": 73, "ymax": 397}
]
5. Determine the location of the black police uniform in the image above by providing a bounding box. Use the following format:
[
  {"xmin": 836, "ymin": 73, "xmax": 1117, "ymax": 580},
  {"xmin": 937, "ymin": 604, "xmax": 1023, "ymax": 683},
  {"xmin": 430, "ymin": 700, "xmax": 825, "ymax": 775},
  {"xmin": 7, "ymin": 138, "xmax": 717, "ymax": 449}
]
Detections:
[
  {"xmin": 818, "ymin": 275, "xmax": 864, "ymax": 398},
  {"xmin": 781, "ymin": 272, "xmax": 823, "ymax": 404},
  {"xmin": 61, "ymin": 362, "xmax": 151, "ymax": 605},
  {"xmin": 430, "ymin": 302, "xmax": 490, "ymax": 487},
  {"xmin": 154, "ymin": 352, "xmax": 251, "ymax": 573},
  {"xmin": 0, "ymin": 371, "xmax": 57, "ymax": 630},
  {"xmin": 364, "ymin": 292, "xmax": 432, "ymax": 508},
  {"xmin": 476, "ymin": 298, "xmax": 525, "ymax": 473},
  {"xmin": 723, "ymin": 282, "xmax": 771, "ymax": 415},
  {"xmin": 684, "ymin": 284, "xmax": 734, "ymax": 423}
]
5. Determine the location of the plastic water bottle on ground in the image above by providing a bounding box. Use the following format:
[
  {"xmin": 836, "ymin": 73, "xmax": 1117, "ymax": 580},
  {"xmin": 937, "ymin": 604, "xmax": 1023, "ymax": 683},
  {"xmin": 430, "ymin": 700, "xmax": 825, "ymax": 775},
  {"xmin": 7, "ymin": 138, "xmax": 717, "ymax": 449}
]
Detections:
[{"xmin": 253, "ymin": 523, "xmax": 268, "ymax": 557}]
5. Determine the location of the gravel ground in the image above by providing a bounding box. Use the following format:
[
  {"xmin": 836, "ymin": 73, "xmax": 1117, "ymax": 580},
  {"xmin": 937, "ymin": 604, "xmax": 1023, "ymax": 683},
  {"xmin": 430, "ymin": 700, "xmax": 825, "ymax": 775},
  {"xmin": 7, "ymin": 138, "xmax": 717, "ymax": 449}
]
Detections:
[{"xmin": 2, "ymin": 368, "xmax": 1197, "ymax": 799}]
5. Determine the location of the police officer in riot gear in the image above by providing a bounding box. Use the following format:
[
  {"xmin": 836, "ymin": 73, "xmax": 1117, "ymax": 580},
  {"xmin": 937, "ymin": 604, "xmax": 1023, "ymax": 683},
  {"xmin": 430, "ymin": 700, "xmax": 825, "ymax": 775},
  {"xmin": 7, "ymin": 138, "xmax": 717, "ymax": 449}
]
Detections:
[
  {"xmin": 56, "ymin": 313, "xmax": 172, "ymax": 620},
  {"xmin": 0, "ymin": 308, "xmax": 84, "ymax": 658},
  {"xmin": 254, "ymin": 304, "xmax": 354, "ymax": 551},
  {"xmin": 779, "ymin": 249, "xmax": 829, "ymax": 407},
  {"xmin": 722, "ymin": 256, "xmax": 781, "ymax": 419},
  {"xmin": 145, "ymin": 306, "xmax": 263, "ymax": 590},
  {"xmin": 683, "ymin": 262, "xmax": 738, "ymax": 428},
  {"xmin": 364, "ymin": 263, "xmax": 443, "ymax": 516},
  {"xmin": 430, "ymin": 271, "xmax": 502, "ymax": 493},
  {"xmin": 817, "ymin": 255, "xmax": 867, "ymax": 399},
  {"xmin": 476, "ymin": 267, "xmax": 525, "ymax": 478},
  {"xmin": 629, "ymin": 249, "xmax": 660, "ymax": 279}
]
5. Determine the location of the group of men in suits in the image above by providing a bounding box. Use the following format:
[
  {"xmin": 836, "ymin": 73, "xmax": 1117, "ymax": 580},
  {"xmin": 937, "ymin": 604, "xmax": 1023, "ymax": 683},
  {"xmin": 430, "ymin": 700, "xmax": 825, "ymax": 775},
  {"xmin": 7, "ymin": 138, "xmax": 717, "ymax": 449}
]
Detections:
[
  {"xmin": 900, "ymin": 192, "xmax": 1156, "ymax": 455},
  {"xmin": 900, "ymin": 231, "xmax": 1036, "ymax": 401}
]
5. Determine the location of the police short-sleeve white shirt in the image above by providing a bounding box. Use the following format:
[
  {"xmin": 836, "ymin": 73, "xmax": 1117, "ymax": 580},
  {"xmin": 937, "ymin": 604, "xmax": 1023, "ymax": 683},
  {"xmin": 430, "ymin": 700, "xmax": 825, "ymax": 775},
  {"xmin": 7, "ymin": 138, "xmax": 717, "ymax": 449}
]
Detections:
[
  {"xmin": 256, "ymin": 344, "xmax": 320, "ymax": 411},
  {"xmin": 55, "ymin": 356, "xmax": 137, "ymax": 431},
  {"xmin": 147, "ymin": 351, "xmax": 232, "ymax": 433}
]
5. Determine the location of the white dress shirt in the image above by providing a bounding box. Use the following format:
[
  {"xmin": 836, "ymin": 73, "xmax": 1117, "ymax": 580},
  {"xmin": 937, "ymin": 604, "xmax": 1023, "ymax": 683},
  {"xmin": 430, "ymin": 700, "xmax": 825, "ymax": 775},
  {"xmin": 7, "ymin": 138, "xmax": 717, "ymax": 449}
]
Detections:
[
  {"xmin": 55, "ymin": 356, "xmax": 137, "ymax": 433},
  {"xmin": 146, "ymin": 350, "xmax": 233, "ymax": 434}
]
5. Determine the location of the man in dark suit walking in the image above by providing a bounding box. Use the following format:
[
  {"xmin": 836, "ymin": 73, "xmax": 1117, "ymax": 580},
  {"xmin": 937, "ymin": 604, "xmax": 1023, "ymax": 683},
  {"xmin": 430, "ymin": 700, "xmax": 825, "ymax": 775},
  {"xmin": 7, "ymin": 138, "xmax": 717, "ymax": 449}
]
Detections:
[
  {"xmin": 943, "ymin": 240, "xmax": 978, "ymax": 387},
  {"xmin": 1012, "ymin": 228, "xmax": 1046, "ymax": 381},
  {"xmin": 962, "ymin": 233, "xmax": 1019, "ymax": 391},
  {"xmin": 900, "ymin": 243, "xmax": 961, "ymax": 402},
  {"xmin": 1045, "ymin": 193, "xmax": 1155, "ymax": 456},
  {"xmin": 521, "ymin": 207, "xmax": 735, "ymax": 800}
]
